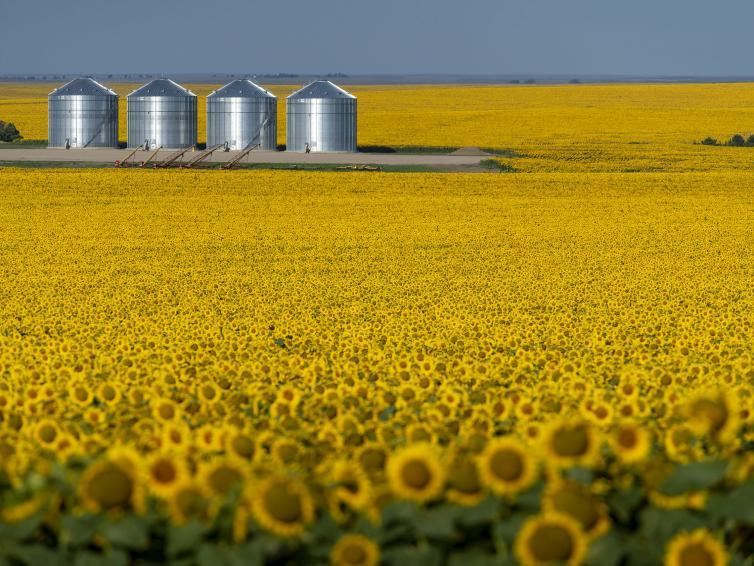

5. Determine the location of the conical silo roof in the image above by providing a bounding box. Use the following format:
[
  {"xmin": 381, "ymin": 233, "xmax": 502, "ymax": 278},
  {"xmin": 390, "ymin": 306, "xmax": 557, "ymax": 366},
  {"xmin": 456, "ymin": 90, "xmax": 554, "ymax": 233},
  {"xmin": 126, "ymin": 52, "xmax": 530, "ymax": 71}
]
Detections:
[
  {"xmin": 128, "ymin": 79, "xmax": 195, "ymax": 98},
  {"xmin": 49, "ymin": 77, "xmax": 116, "ymax": 97},
  {"xmin": 287, "ymin": 80, "xmax": 355, "ymax": 100},
  {"xmin": 208, "ymin": 79, "xmax": 275, "ymax": 99}
]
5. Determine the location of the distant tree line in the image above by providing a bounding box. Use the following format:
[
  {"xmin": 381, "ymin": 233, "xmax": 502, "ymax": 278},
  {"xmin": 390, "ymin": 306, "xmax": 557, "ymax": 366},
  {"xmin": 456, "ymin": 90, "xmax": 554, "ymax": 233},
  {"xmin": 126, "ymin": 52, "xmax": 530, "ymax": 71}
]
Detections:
[
  {"xmin": 700, "ymin": 134, "xmax": 754, "ymax": 147},
  {"xmin": 0, "ymin": 120, "xmax": 21, "ymax": 142}
]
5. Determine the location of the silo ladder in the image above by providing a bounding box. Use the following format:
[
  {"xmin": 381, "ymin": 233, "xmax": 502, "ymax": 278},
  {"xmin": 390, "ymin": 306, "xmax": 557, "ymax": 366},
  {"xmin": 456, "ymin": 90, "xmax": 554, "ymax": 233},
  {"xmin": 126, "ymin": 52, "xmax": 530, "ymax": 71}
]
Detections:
[
  {"xmin": 82, "ymin": 111, "xmax": 113, "ymax": 149},
  {"xmin": 221, "ymin": 114, "xmax": 271, "ymax": 170}
]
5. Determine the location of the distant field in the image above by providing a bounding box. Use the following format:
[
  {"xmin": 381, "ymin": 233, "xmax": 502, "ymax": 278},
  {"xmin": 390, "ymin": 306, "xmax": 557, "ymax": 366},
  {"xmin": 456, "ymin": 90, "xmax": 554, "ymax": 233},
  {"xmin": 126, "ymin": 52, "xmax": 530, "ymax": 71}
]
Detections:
[{"xmin": 4, "ymin": 82, "xmax": 754, "ymax": 172}]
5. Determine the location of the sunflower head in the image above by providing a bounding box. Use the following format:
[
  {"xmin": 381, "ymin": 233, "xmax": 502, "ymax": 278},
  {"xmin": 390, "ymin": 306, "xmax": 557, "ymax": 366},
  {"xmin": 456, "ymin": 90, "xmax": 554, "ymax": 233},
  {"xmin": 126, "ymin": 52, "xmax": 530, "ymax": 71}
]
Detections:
[
  {"xmin": 79, "ymin": 449, "xmax": 144, "ymax": 514},
  {"xmin": 168, "ymin": 480, "xmax": 211, "ymax": 525},
  {"xmin": 146, "ymin": 452, "xmax": 187, "ymax": 499},
  {"xmin": 477, "ymin": 436, "xmax": 537, "ymax": 498},
  {"xmin": 200, "ymin": 458, "xmax": 246, "ymax": 498},
  {"xmin": 515, "ymin": 512, "xmax": 587, "ymax": 566},
  {"xmin": 543, "ymin": 479, "xmax": 610, "ymax": 538},
  {"xmin": 252, "ymin": 476, "xmax": 315, "ymax": 538},
  {"xmin": 664, "ymin": 529, "xmax": 728, "ymax": 566},
  {"xmin": 611, "ymin": 421, "xmax": 652, "ymax": 465},
  {"xmin": 386, "ymin": 443, "xmax": 445, "ymax": 503},
  {"xmin": 331, "ymin": 534, "xmax": 380, "ymax": 566},
  {"xmin": 543, "ymin": 420, "xmax": 601, "ymax": 469},
  {"xmin": 446, "ymin": 451, "xmax": 486, "ymax": 506},
  {"xmin": 685, "ymin": 390, "xmax": 740, "ymax": 444}
]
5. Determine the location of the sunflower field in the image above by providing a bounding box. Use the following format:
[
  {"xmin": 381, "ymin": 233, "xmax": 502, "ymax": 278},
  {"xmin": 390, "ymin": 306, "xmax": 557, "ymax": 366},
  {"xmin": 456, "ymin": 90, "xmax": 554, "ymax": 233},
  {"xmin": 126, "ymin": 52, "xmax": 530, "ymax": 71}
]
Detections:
[{"xmin": 0, "ymin": 167, "xmax": 752, "ymax": 565}]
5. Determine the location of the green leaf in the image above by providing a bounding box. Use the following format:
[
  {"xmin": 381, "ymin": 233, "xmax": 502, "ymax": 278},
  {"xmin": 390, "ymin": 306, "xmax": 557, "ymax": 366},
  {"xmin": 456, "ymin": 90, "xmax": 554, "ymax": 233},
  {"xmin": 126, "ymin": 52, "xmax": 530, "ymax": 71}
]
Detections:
[
  {"xmin": 706, "ymin": 481, "xmax": 754, "ymax": 524},
  {"xmin": 99, "ymin": 515, "xmax": 149, "ymax": 549},
  {"xmin": 60, "ymin": 514, "xmax": 102, "ymax": 547},
  {"xmin": 586, "ymin": 531, "xmax": 624, "ymax": 566},
  {"xmin": 515, "ymin": 483, "xmax": 543, "ymax": 511},
  {"xmin": 607, "ymin": 487, "xmax": 644, "ymax": 524},
  {"xmin": 448, "ymin": 548, "xmax": 512, "ymax": 566},
  {"xmin": 308, "ymin": 513, "xmax": 341, "ymax": 542},
  {"xmin": 381, "ymin": 501, "xmax": 419, "ymax": 525},
  {"xmin": 415, "ymin": 504, "xmax": 459, "ymax": 539},
  {"xmin": 491, "ymin": 512, "xmax": 529, "ymax": 546},
  {"xmin": 660, "ymin": 460, "xmax": 728, "ymax": 496},
  {"xmin": 7, "ymin": 545, "xmax": 66, "ymax": 566},
  {"xmin": 196, "ymin": 544, "xmax": 231, "ymax": 566},
  {"xmin": 167, "ymin": 520, "xmax": 207, "ymax": 557},
  {"xmin": 0, "ymin": 513, "xmax": 43, "ymax": 541},
  {"xmin": 638, "ymin": 507, "xmax": 707, "ymax": 546},
  {"xmin": 458, "ymin": 495, "xmax": 501, "ymax": 527},
  {"xmin": 564, "ymin": 467, "xmax": 595, "ymax": 485},
  {"xmin": 382, "ymin": 545, "xmax": 442, "ymax": 566},
  {"xmin": 73, "ymin": 549, "xmax": 129, "ymax": 566}
]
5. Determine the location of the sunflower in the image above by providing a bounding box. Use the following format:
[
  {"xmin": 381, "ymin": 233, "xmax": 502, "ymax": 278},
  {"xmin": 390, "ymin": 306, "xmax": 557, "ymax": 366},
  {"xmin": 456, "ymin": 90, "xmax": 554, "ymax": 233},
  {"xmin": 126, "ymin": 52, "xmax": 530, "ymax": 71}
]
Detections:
[
  {"xmin": 271, "ymin": 438, "xmax": 301, "ymax": 466},
  {"xmin": 406, "ymin": 423, "xmax": 434, "ymax": 444},
  {"xmin": 331, "ymin": 534, "xmax": 380, "ymax": 566},
  {"xmin": 664, "ymin": 529, "xmax": 728, "ymax": 566},
  {"xmin": 329, "ymin": 460, "xmax": 373, "ymax": 512},
  {"xmin": 79, "ymin": 448, "xmax": 144, "ymax": 514},
  {"xmin": 167, "ymin": 480, "xmax": 211, "ymax": 525},
  {"xmin": 225, "ymin": 429, "xmax": 256, "ymax": 462},
  {"xmin": 515, "ymin": 512, "xmax": 588, "ymax": 566},
  {"xmin": 276, "ymin": 386, "xmax": 302, "ymax": 407},
  {"xmin": 127, "ymin": 386, "xmax": 149, "ymax": 405},
  {"xmin": 611, "ymin": 421, "xmax": 652, "ymax": 465},
  {"xmin": 542, "ymin": 419, "xmax": 601, "ymax": 469},
  {"xmin": 251, "ymin": 476, "xmax": 315, "ymax": 538},
  {"xmin": 543, "ymin": 479, "xmax": 610, "ymax": 539},
  {"xmin": 32, "ymin": 418, "xmax": 59, "ymax": 448},
  {"xmin": 664, "ymin": 424, "xmax": 699, "ymax": 464},
  {"xmin": 199, "ymin": 458, "xmax": 246, "ymax": 498},
  {"xmin": 145, "ymin": 452, "xmax": 188, "ymax": 498},
  {"xmin": 386, "ymin": 444, "xmax": 445, "ymax": 503},
  {"xmin": 685, "ymin": 389, "xmax": 740, "ymax": 444},
  {"xmin": 162, "ymin": 422, "xmax": 191, "ymax": 450},
  {"xmin": 446, "ymin": 451, "xmax": 486, "ymax": 506},
  {"xmin": 97, "ymin": 382, "xmax": 121, "ymax": 405},
  {"xmin": 197, "ymin": 381, "xmax": 221, "ymax": 406},
  {"xmin": 477, "ymin": 436, "xmax": 537, "ymax": 497},
  {"xmin": 152, "ymin": 398, "xmax": 181, "ymax": 423},
  {"xmin": 356, "ymin": 443, "xmax": 388, "ymax": 480},
  {"xmin": 68, "ymin": 382, "xmax": 92, "ymax": 407}
]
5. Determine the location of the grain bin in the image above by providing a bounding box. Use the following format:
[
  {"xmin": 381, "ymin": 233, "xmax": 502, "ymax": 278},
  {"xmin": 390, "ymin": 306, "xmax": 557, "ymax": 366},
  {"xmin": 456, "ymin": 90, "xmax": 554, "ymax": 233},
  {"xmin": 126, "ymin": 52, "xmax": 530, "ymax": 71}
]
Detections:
[
  {"xmin": 48, "ymin": 78, "xmax": 118, "ymax": 148},
  {"xmin": 207, "ymin": 80, "xmax": 277, "ymax": 150},
  {"xmin": 127, "ymin": 79, "xmax": 197, "ymax": 149},
  {"xmin": 286, "ymin": 81, "xmax": 356, "ymax": 152}
]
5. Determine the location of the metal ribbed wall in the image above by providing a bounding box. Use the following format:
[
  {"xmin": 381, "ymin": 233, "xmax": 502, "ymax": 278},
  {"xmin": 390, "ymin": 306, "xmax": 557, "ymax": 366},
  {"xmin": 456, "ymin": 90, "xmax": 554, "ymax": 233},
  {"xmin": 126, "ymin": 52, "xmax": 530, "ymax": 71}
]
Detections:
[
  {"xmin": 127, "ymin": 79, "xmax": 197, "ymax": 149},
  {"xmin": 48, "ymin": 78, "xmax": 118, "ymax": 148},
  {"xmin": 287, "ymin": 81, "xmax": 356, "ymax": 152},
  {"xmin": 207, "ymin": 80, "xmax": 277, "ymax": 150}
]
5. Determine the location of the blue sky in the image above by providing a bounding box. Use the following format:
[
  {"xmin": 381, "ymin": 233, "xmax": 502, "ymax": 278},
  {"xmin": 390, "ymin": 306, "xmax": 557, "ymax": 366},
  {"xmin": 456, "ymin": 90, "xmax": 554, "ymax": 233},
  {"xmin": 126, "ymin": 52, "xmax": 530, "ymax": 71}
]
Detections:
[{"xmin": 2, "ymin": 0, "xmax": 753, "ymax": 76}]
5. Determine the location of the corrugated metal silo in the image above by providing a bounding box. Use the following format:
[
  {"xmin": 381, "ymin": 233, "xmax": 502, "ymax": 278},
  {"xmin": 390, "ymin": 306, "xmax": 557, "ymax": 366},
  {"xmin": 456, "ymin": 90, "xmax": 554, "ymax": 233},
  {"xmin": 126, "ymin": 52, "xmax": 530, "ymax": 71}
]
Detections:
[
  {"xmin": 207, "ymin": 80, "xmax": 277, "ymax": 150},
  {"xmin": 127, "ymin": 79, "xmax": 197, "ymax": 149},
  {"xmin": 48, "ymin": 78, "xmax": 118, "ymax": 148},
  {"xmin": 286, "ymin": 81, "xmax": 356, "ymax": 152}
]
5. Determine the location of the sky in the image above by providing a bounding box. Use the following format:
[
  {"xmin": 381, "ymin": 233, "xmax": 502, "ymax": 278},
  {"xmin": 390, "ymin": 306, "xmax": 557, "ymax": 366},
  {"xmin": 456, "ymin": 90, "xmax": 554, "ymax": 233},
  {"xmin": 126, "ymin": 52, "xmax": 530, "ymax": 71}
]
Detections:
[{"xmin": 2, "ymin": 0, "xmax": 754, "ymax": 76}]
